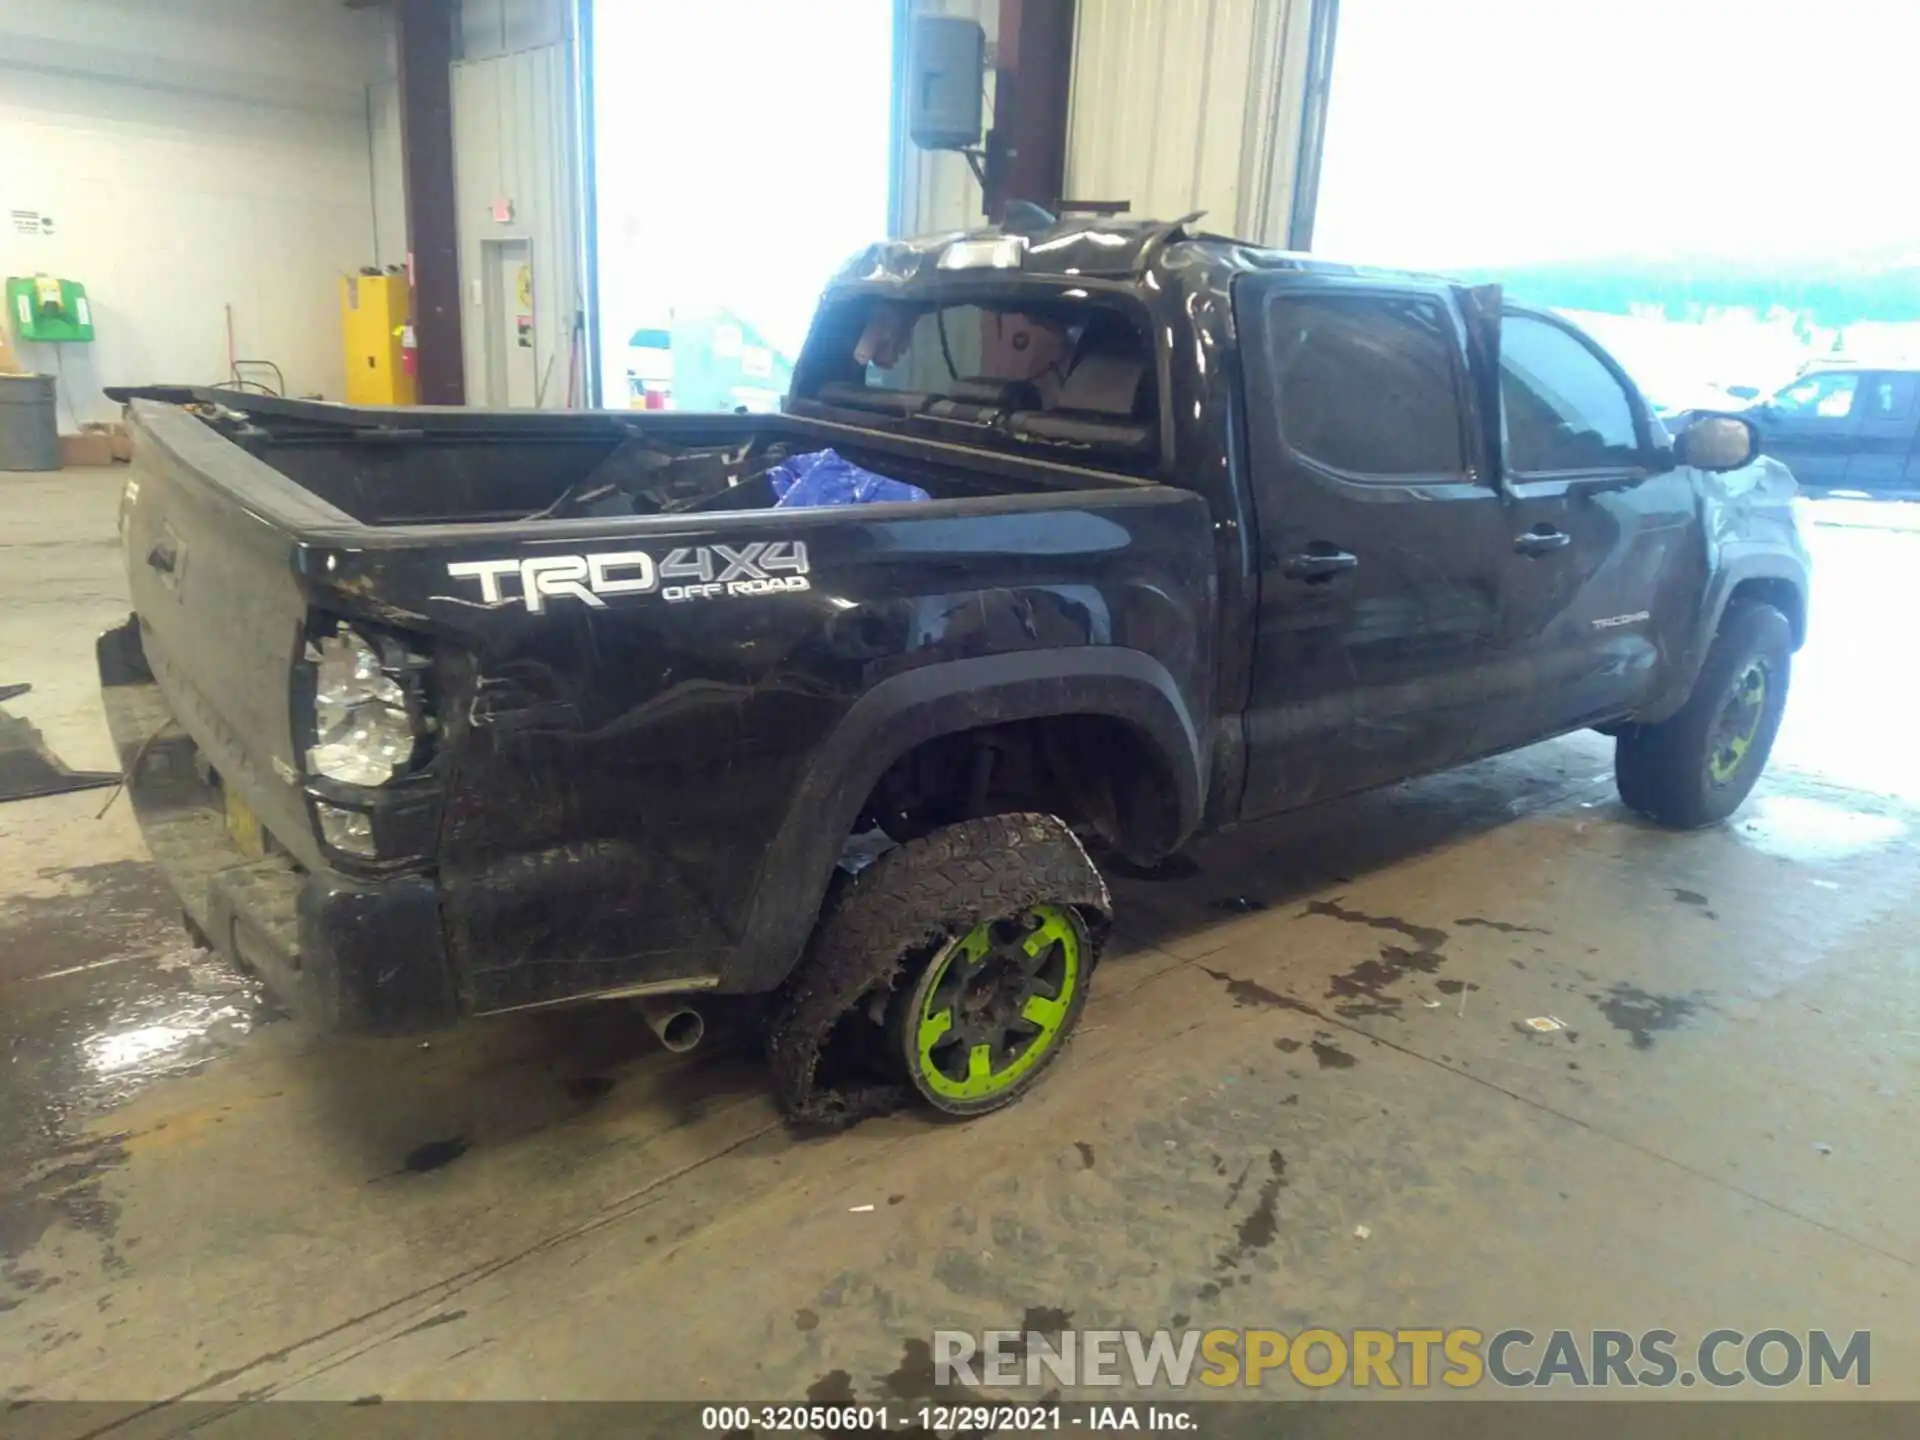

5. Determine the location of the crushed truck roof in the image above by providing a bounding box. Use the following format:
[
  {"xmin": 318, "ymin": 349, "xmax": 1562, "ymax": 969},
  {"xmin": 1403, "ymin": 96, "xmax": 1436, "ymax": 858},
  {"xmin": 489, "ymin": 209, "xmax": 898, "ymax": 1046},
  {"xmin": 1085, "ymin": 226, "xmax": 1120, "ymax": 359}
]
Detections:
[{"xmin": 829, "ymin": 214, "xmax": 1451, "ymax": 295}]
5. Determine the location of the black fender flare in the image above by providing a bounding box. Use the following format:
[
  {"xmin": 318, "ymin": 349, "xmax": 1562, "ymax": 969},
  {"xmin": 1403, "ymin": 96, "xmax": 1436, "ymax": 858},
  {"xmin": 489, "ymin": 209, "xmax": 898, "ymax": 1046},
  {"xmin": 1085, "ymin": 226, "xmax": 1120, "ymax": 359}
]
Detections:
[
  {"xmin": 1642, "ymin": 554, "xmax": 1809, "ymax": 724},
  {"xmin": 722, "ymin": 646, "xmax": 1206, "ymax": 994}
]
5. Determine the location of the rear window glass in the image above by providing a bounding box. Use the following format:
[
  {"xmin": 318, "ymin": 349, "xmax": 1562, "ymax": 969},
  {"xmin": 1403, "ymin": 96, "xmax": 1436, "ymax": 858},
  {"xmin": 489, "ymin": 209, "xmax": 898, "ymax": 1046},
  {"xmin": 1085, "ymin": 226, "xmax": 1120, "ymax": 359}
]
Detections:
[
  {"xmin": 864, "ymin": 304, "xmax": 1145, "ymax": 410},
  {"xmin": 1265, "ymin": 293, "xmax": 1465, "ymax": 477},
  {"xmin": 793, "ymin": 295, "xmax": 1158, "ymax": 465}
]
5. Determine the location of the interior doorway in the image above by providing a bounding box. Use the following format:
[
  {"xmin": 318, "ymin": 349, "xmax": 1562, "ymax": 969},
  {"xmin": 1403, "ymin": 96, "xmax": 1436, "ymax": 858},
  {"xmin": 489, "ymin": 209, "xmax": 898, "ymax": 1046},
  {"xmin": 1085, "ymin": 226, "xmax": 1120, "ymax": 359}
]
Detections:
[{"xmin": 480, "ymin": 237, "xmax": 539, "ymax": 409}]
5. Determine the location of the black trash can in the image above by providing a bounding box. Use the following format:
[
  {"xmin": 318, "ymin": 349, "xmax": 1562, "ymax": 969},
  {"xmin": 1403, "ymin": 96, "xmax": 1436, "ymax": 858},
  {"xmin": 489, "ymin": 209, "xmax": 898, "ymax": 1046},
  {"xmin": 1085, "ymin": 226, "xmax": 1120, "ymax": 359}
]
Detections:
[{"xmin": 0, "ymin": 373, "xmax": 62, "ymax": 472}]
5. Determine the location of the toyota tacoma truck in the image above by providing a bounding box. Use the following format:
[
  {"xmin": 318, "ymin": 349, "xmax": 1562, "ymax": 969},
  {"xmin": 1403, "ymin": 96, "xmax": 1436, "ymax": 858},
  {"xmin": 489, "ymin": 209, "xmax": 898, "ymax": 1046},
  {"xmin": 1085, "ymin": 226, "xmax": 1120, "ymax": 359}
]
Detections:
[{"xmin": 99, "ymin": 214, "xmax": 1810, "ymax": 1122}]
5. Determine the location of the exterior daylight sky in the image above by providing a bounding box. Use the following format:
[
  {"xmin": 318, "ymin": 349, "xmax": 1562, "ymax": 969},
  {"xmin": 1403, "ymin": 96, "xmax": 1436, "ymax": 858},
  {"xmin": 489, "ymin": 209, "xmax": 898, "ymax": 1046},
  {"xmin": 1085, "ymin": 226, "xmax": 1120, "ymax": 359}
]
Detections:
[{"xmin": 1312, "ymin": 0, "xmax": 1920, "ymax": 271}]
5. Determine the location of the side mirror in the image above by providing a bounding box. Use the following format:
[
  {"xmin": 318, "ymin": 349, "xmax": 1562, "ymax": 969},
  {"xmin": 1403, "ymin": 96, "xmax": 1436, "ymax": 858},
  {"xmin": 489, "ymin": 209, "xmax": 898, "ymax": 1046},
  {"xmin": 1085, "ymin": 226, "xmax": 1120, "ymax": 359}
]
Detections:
[
  {"xmin": 908, "ymin": 16, "xmax": 985, "ymax": 151},
  {"xmin": 1676, "ymin": 414, "xmax": 1759, "ymax": 472}
]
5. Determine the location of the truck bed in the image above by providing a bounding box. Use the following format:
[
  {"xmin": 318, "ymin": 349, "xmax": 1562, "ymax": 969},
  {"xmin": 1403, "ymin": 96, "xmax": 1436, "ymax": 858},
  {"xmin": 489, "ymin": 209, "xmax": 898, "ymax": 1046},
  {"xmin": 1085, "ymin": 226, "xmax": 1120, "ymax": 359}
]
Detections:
[
  {"xmin": 122, "ymin": 389, "xmax": 1148, "ymax": 529},
  {"xmin": 106, "ymin": 390, "xmax": 1215, "ymax": 1029}
]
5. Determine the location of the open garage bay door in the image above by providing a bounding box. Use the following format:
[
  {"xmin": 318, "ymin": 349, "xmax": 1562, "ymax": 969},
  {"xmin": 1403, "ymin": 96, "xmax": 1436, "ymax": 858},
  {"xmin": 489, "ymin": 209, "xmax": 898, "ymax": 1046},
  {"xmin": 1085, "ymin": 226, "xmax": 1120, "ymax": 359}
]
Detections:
[
  {"xmin": 584, "ymin": 0, "xmax": 897, "ymax": 412},
  {"xmin": 1310, "ymin": 0, "xmax": 1920, "ymax": 420},
  {"xmin": 1310, "ymin": 0, "xmax": 1920, "ymax": 801}
]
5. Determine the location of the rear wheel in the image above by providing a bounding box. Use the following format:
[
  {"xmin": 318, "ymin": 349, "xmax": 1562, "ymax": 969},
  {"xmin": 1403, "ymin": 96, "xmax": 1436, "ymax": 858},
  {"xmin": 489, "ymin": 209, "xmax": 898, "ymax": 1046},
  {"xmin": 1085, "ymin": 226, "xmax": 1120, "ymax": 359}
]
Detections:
[
  {"xmin": 766, "ymin": 812, "xmax": 1111, "ymax": 1124},
  {"xmin": 1615, "ymin": 600, "xmax": 1792, "ymax": 828},
  {"xmin": 889, "ymin": 902, "xmax": 1090, "ymax": 1116}
]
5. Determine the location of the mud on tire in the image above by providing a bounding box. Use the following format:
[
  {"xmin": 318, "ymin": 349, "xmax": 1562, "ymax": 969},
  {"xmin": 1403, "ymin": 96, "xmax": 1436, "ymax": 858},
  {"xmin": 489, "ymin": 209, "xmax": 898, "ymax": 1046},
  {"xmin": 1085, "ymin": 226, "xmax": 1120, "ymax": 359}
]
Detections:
[
  {"xmin": 766, "ymin": 812, "xmax": 1112, "ymax": 1126},
  {"xmin": 1615, "ymin": 600, "xmax": 1792, "ymax": 829}
]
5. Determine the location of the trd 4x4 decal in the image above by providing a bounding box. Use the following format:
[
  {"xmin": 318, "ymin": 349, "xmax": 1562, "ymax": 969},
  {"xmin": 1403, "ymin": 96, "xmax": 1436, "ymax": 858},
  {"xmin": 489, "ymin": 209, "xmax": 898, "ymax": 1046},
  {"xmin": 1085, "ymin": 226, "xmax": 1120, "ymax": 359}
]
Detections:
[{"xmin": 446, "ymin": 541, "xmax": 811, "ymax": 611}]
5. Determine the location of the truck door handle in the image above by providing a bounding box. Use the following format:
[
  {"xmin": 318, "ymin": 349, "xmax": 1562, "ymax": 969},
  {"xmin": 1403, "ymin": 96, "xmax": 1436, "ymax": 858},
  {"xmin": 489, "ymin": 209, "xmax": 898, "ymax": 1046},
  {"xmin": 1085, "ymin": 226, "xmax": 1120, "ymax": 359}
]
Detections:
[
  {"xmin": 1280, "ymin": 548, "xmax": 1359, "ymax": 582},
  {"xmin": 146, "ymin": 541, "xmax": 177, "ymax": 573},
  {"xmin": 1514, "ymin": 527, "xmax": 1571, "ymax": 556}
]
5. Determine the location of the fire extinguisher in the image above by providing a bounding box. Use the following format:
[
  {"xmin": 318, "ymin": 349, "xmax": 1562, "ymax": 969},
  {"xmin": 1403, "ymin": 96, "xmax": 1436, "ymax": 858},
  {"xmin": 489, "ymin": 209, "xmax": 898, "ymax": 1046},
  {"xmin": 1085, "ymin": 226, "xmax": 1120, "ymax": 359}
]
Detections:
[{"xmin": 395, "ymin": 324, "xmax": 418, "ymax": 381}]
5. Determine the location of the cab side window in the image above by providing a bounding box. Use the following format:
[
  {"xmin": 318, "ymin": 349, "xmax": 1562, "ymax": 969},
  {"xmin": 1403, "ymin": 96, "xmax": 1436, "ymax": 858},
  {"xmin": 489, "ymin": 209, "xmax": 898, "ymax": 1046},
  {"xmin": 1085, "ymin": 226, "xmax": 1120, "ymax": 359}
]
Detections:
[
  {"xmin": 1772, "ymin": 370, "xmax": 1859, "ymax": 419},
  {"xmin": 1862, "ymin": 373, "xmax": 1916, "ymax": 420},
  {"xmin": 1500, "ymin": 313, "xmax": 1642, "ymax": 474},
  {"xmin": 1266, "ymin": 293, "xmax": 1466, "ymax": 479}
]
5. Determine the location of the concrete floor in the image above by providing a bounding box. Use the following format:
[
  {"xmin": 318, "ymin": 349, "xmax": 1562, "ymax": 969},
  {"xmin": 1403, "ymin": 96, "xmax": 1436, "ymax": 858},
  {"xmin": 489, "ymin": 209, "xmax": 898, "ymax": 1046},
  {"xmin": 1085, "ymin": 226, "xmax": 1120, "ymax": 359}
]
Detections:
[{"xmin": 2, "ymin": 469, "xmax": 1916, "ymax": 1409}]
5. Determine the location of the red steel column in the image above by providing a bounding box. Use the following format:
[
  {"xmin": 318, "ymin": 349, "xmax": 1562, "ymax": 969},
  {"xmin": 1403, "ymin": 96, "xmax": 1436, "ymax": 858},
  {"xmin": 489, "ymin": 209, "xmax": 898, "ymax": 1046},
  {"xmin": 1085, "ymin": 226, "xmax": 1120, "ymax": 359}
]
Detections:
[
  {"xmin": 989, "ymin": 0, "xmax": 1076, "ymax": 219},
  {"xmin": 396, "ymin": 0, "xmax": 465, "ymax": 404}
]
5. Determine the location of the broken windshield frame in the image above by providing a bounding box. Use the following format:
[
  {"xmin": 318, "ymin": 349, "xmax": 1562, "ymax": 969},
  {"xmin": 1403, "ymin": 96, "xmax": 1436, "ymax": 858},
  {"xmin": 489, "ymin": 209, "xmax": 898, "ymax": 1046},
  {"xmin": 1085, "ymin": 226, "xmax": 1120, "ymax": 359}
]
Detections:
[{"xmin": 789, "ymin": 290, "xmax": 1163, "ymax": 475}]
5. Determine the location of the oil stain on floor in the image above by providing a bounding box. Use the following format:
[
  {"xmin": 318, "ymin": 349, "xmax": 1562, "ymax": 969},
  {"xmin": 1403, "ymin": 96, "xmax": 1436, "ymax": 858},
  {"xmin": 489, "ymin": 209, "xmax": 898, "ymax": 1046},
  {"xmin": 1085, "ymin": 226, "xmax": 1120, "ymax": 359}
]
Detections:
[{"xmin": 1590, "ymin": 985, "xmax": 1705, "ymax": 1050}]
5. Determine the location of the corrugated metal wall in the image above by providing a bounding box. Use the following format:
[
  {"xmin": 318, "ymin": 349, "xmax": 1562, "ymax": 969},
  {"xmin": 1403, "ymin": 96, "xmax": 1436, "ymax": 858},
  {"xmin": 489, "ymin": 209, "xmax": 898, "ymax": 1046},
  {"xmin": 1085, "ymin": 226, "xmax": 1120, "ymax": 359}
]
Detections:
[
  {"xmin": 1066, "ymin": 0, "xmax": 1312, "ymax": 244},
  {"xmin": 451, "ymin": 43, "xmax": 580, "ymax": 407},
  {"xmin": 461, "ymin": 0, "xmax": 565, "ymax": 55},
  {"xmin": 367, "ymin": 76, "xmax": 408, "ymax": 268}
]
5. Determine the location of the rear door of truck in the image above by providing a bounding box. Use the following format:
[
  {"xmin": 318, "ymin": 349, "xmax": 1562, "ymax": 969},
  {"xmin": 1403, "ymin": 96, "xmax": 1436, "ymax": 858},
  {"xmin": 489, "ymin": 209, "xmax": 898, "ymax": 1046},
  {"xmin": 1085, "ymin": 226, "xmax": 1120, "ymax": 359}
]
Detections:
[{"xmin": 1231, "ymin": 273, "xmax": 1523, "ymax": 814}]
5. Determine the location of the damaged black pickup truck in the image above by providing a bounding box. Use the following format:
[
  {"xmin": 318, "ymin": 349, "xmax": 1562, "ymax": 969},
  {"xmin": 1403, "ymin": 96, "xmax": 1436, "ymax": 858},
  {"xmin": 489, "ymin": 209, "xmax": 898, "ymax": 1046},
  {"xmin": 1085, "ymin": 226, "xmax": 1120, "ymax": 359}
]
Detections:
[{"xmin": 100, "ymin": 215, "xmax": 1809, "ymax": 1121}]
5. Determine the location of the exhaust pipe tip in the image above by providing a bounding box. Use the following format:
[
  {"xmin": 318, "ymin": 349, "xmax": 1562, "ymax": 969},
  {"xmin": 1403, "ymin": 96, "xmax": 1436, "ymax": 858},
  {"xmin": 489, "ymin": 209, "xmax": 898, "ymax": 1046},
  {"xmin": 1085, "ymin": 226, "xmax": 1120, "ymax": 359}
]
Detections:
[{"xmin": 636, "ymin": 997, "xmax": 705, "ymax": 1053}]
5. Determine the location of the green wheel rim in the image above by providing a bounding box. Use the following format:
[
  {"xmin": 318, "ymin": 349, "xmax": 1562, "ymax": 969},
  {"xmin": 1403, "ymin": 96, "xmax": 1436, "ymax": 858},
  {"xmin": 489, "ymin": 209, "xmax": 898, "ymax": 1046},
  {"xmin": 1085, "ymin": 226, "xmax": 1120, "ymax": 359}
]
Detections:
[
  {"xmin": 1708, "ymin": 660, "xmax": 1768, "ymax": 785},
  {"xmin": 913, "ymin": 905, "xmax": 1082, "ymax": 1102}
]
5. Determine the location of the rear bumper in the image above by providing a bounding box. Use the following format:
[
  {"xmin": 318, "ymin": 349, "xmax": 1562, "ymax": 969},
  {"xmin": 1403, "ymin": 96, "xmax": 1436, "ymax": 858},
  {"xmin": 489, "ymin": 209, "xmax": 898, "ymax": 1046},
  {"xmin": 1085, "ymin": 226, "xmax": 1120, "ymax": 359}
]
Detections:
[{"xmin": 98, "ymin": 620, "xmax": 461, "ymax": 1035}]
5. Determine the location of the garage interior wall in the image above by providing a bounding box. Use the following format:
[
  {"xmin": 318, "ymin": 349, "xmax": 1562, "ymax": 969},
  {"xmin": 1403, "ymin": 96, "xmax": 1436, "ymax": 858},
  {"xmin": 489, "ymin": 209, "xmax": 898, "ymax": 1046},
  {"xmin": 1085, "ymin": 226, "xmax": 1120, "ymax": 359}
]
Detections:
[
  {"xmin": 368, "ymin": 69, "xmax": 410, "ymax": 271},
  {"xmin": 1064, "ymin": 0, "xmax": 1314, "ymax": 244},
  {"xmin": 0, "ymin": 0, "xmax": 390, "ymax": 424},
  {"xmin": 447, "ymin": 0, "xmax": 579, "ymax": 407},
  {"xmin": 365, "ymin": 0, "xmax": 1317, "ymax": 413},
  {"xmin": 452, "ymin": 44, "xmax": 579, "ymax": 407}
]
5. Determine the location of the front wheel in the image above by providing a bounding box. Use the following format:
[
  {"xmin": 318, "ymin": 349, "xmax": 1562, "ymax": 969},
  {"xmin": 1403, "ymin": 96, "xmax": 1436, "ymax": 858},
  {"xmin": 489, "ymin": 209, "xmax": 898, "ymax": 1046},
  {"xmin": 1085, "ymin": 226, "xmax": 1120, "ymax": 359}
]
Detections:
[{"xmin": 1615, "ymin": 600, "xmax": 1792, "ymax": 828}]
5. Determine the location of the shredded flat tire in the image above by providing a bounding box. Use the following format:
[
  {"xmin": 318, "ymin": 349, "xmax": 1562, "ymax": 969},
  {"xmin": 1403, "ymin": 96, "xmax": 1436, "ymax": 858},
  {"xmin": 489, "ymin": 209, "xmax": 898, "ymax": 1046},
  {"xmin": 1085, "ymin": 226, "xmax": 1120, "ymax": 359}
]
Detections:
[{"xmin": 766, "ymin": 812, "xmax": 1112, "ymax": 1127}]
